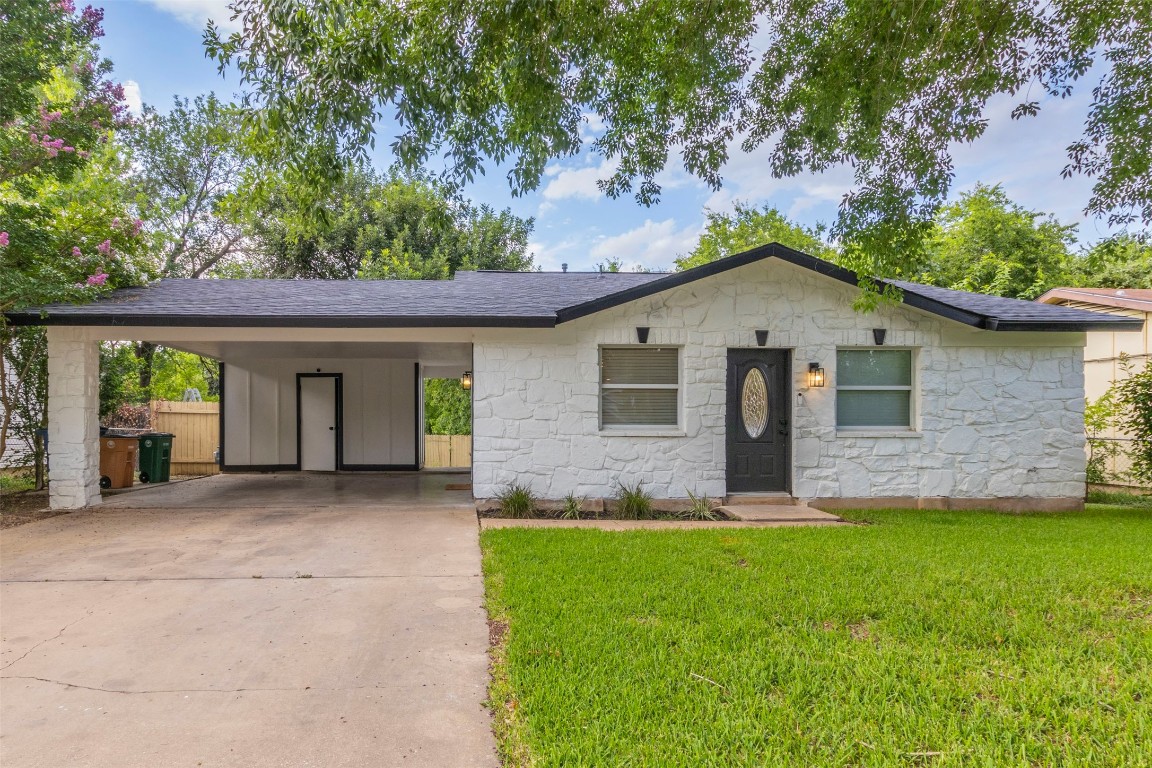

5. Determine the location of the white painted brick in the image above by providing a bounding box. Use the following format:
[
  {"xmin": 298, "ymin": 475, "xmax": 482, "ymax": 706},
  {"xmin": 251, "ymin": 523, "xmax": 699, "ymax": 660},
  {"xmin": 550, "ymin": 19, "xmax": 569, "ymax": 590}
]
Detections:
[{"xmin": 470, "ymin": 259, "xmax": 1087, "ymax": 500}]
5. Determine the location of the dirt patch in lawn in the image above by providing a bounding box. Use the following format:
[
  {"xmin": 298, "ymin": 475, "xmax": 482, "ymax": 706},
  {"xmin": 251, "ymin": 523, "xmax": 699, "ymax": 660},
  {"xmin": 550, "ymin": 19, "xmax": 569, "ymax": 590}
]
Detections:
[{"xmin": 0, "ymin": 490, "xmax": 69, "ymax": 529}]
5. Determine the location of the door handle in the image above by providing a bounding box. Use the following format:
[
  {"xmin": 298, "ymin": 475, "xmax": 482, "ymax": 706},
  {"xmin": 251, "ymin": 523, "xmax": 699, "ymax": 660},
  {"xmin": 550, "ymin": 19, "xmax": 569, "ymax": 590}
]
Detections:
[{"xmin": 329, "ymin": 426, "xmax": 335, "ymax": 431}]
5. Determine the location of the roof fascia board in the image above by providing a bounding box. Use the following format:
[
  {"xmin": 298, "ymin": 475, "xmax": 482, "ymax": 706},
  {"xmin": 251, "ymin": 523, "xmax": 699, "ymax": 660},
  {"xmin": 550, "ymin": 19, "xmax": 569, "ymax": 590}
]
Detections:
[{"xmin": 3, "ymin": 313, "xmax": 557, "ymax": 329}]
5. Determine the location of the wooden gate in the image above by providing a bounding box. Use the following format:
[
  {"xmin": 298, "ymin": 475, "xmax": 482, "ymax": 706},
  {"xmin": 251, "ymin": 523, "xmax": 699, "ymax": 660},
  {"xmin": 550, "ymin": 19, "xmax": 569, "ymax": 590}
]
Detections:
[
  {"xmin": 150, "ymin": 400, "xmax": 220, "ymax": 476},
  {"xmin": 423, "ymin": 435, "xmax": 472, "ymax": 468}
]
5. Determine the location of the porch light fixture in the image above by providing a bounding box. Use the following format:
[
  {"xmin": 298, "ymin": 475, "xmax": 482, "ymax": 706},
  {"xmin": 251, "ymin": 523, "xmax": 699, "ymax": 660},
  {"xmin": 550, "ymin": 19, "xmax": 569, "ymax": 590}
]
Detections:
[
  {"xmin": 808, "ymin": 362, "xmax": 826, "ymax": 388},
  {"xmin": 636, "ymin": 326, "xmax": 650, "ymax": 344},
  {"xmin": 755, "ymin": 330, "xmax": 769, "ymax": 347},
  {"xmin": 461, "ymin": 371, "xmax": 472, "ymax": 390}
]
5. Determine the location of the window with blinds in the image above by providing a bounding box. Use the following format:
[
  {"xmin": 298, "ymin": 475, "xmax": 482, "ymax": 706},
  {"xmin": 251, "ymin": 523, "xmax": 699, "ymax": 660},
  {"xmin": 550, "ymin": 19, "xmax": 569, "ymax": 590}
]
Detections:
[
  {"xmin": 599, "ymin": 347, "xmax": 680, "ymax": 427},
  {"xmin": 835, "ymin": 349, "xmax": 914, "ymax": 429}
]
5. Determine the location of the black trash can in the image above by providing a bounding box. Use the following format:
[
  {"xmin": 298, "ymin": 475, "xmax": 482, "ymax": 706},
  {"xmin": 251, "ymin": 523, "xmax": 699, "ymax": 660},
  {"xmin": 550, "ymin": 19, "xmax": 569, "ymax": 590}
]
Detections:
[{"xmin": 138, "ymin": 432, "xmax": 174, "ymax": 483}]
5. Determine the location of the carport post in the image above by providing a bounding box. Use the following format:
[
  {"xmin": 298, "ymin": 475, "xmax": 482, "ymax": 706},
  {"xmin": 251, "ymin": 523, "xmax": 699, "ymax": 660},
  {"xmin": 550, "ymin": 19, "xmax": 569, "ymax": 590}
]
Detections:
[{"xmin": 46, "ymin": 327, "xmax": 101, "ymax": 509}]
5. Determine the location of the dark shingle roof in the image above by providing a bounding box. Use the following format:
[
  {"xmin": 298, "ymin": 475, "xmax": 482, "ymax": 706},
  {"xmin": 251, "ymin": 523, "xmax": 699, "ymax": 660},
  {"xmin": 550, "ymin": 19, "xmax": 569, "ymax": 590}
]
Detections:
[
  {"xmin": 5, "ymin": 244, "xmax": 1142, "ymax": 331},
  {"xmin": 5, "ymin": 272, "xmax": 666, "ymax": 328}
]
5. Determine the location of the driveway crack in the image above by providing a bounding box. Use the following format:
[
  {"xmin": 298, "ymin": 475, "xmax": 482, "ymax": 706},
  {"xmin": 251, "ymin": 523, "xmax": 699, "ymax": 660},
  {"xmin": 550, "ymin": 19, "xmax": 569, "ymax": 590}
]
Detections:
[{"xmin": 0, "ymin": 607, "xmax": 100, "ymax": 671}]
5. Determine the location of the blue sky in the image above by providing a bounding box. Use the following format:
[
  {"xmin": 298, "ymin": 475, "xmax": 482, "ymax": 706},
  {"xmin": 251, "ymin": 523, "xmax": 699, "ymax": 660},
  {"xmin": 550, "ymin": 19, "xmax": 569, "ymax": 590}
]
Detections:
[{"xmin": 102, "ymin": 0, "xmax": 1118, "ymax": 273}]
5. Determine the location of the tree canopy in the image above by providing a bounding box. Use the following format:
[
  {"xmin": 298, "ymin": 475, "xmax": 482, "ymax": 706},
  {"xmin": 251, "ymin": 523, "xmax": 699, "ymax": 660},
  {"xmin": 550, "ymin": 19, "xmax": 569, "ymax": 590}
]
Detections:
[
  {"xmin": 916, "ymin": 184, "xmax": 1078, "ymax": 300},
  {"xmin": 680, "ymin": 187, "xmax": 1152, "ymax": 300},
  {"xmin": 676, "ymin": 203, "xmax": 835, "ymax": 271},
  {"xmin": 207, "ymin": 0, "xmax": 1151, "ymax": 281},
  {"xmin": 249, "ymin": 166, "xmax": 534, "ymax": 280},
  {"xmin": 126, "ymin": 93, "xmax": 252, "ymax": 279}
]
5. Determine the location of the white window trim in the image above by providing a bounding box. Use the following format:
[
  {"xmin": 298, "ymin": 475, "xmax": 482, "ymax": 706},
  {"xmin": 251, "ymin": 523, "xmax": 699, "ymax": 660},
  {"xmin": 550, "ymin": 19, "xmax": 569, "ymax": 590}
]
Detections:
[
  {"xmin": 598, "ymin": 345, "xmax": 683, "ymax": 431},
  {"xmin": 835, "ymin": 346, "xmax": 918, "ymax": 432}
]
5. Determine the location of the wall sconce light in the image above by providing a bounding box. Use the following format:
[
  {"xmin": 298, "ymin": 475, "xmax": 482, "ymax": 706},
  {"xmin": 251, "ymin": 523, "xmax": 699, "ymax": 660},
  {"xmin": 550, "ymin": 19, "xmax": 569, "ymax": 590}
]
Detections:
[
  {"xmin": 873, "ymin": 328, "xmax": 887, "ymax": 346},
  {"xmin": 461, "ymin": 371, "xmax": 472, "ymax": 390},
  {"xmin": 755, "ymin": 329, "xmax": 769, "ymax": 347},
  {"xmin": 636, "ymin": 326, "xmax": 650, "ymax": 344},
  {"xmin": 808, "ymin": 362, "xmax": 825, "ymax": 388}
]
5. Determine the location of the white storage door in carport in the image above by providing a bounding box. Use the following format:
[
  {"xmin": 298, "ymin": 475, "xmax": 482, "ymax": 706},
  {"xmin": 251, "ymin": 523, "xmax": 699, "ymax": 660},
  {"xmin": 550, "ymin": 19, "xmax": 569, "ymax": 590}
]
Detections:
[{"xmin": 299, "ymin": 376, "xmax": 338, "ymax": 471}]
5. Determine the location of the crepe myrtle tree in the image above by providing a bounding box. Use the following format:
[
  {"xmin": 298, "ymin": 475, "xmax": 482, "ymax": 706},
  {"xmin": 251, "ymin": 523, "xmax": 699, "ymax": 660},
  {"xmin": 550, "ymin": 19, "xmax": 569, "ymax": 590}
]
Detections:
[
  {"xmin": 207, "ymin": 0, "xmax": 1151, "ymax": 296},
  {"xmin": 0, "ymin": 0, "xmax": 147, "ymax": 481}
]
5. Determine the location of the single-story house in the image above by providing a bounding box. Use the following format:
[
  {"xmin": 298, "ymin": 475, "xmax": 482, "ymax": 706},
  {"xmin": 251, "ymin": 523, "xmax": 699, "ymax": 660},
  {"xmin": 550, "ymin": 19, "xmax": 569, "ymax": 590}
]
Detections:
[
  {"xmin": 7, "ymin": 244, "xmax": 1142, "ymax": 511},
  {"xmin": 1037, "ymin": 287, "xmax": 1151, "ymax": 484}
]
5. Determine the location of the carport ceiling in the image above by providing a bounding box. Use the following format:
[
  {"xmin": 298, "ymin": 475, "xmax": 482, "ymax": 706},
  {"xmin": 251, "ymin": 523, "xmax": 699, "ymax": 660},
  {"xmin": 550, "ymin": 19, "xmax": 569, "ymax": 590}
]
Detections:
[{"xmin": 167, "ymin": 340, "xmax": 472, "ymax": 366}]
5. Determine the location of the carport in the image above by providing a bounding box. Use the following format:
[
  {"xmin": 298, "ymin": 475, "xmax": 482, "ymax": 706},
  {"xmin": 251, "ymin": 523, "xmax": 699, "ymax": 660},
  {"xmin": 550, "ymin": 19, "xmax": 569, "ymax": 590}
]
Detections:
[{"xmin": 10, "ymin": 275, "xmax": 499, "ymax": 509}]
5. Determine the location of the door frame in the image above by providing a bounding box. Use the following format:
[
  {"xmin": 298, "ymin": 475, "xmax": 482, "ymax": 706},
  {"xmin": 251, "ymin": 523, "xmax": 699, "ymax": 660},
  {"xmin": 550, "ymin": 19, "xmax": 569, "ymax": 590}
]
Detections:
[
  {"xmin": 725, "ymin": 348, "xmax": 793, "ymax": 494},
  {"xmin": 296, "ymin": 372, "xmax": 343, "ymax": 471}
]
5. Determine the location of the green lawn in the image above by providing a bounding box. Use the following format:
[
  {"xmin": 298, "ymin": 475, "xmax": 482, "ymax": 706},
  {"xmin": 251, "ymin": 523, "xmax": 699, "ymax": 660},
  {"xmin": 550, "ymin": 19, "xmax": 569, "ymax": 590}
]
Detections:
[{"xmin": 481, "ymin": 506, "xmax": 1152, "ymax": 767}]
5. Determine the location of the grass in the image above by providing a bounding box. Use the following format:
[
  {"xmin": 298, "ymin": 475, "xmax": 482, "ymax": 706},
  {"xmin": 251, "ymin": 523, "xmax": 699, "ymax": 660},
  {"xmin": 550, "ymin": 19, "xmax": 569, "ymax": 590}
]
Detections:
[
  {"xmin": 0, "ymin": 472, "xmax": 35, "ymax": 494},
  {"xmin": 1087, "ymin": 489, "xmax": 1152, "ymax": 508},
  {"xmin": 481, "ymin": 505, "xmax": 1152, "ymax": 767}
]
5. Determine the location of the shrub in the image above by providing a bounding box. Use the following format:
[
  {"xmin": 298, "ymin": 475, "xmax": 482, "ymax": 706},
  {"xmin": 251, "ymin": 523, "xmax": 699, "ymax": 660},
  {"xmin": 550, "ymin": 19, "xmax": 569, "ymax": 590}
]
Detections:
[
  {"xmin": 1114, "ymin": 359, "xmax": 1152, "ymax": 486},
  {"xmin": 683, "ymin": 488, "xmax": 719, "ymax": 521},
  {"xmin": 561, "ymin": 493, "xmax": 584, "ymax": 520},
  {"xmin": 614, "ymin": 480, "xmax": 653, "ymax": 520},
  {"xmin": 497, "ymin": 482, "xmax": 536, "ymax": 518}
]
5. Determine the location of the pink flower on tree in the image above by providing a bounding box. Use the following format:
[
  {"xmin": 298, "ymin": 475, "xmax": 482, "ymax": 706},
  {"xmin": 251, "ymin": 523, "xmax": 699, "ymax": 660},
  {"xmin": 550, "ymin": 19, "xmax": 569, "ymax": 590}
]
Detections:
[
  {"xmin": 111, "ymin": 217, "xmax": 121, "ymax": 228},
  {"xmin": 0, "ymin": 232, "xmax": 9, "ymax": 247},
  {"xmin": 97, "ymin": 239, "xmax": 112, "ymax": 255},
  {"xmin": 56, "ymin": 0, "xmax": 77, "ymax": 13},
  {"xmin": 86, "ymin": 273, "xmax": 109, "ymax": 287},
  {"xmin": 72, "ymin": 246, "xmax": 83, "ymax": 257},
  {"xmin": 132, "ymin": 219, "xmax": 144, "ymax": 235}
]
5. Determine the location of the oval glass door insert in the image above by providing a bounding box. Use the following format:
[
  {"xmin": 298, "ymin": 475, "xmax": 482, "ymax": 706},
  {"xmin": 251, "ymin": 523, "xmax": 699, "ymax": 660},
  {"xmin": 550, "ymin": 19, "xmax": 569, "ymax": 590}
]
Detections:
[{"xmin": 741, "ymin": 367, "xmax": 769, "ymax": 438}]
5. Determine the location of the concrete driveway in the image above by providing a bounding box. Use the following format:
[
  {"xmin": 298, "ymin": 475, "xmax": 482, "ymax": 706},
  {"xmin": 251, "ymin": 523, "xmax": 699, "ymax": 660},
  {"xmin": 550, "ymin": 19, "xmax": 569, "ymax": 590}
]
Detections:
[{"xmin": 0, "ymin": 474, "xmax": 497, "ymax": 767}]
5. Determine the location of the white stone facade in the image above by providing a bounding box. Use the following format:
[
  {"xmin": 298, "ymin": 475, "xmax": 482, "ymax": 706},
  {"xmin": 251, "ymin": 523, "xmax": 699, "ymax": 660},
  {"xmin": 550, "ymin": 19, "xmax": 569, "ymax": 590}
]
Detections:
[
  {"xmin": 46, "ymin": 327, "xmax": 101, "ymax": 509},
  {"xmin": 472, "ymin": 259, "xmax": 1086, "ymax": 504}
]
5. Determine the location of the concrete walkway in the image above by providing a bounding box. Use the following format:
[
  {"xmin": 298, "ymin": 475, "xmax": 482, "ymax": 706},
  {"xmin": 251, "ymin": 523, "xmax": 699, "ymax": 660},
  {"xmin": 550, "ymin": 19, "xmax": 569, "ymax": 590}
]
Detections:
[{"xmin": 0, "ymin": 475, "xmax": 497, "ymax": 768}]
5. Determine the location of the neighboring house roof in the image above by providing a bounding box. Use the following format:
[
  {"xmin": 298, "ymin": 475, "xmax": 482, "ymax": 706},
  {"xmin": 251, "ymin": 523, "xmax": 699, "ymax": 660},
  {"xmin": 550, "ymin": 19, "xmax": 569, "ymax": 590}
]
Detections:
[
  {"xmin": 1037, "ymin": 288, "xmax": 1152, "ymax": 315},
  {"xmin": 6, "ymin": 243, "xmax": 1142, "ymax": 331}
]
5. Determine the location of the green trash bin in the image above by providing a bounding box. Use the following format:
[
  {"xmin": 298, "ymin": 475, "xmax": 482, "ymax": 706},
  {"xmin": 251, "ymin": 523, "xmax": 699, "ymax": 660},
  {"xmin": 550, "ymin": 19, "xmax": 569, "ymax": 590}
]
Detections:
[{"xmin": 138, "ymin": 432, "xmax": 174, "ymax": 483}]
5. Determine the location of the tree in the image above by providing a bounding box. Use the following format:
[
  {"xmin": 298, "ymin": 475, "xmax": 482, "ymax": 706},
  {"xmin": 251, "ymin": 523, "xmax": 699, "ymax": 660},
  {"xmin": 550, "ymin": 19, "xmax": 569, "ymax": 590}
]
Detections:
[
  {"xmin": 0, "ymin": 0, "xmax": 144, "ymax": 478},
  {"xmin": 424, "ymin": 379, "xmax": 471, "ymax": 436},
  {"xmin": 1067, "ymin": 235, "xmax": 1152, "ymax": 290},
  {"xmin": 676, "ymin": 203, "xmax": 835, "ymax": 271},
  {"xmin": 1, "ymin": 0, "xmax": 128, "ymax": 190},
  {"xmin": 124, "ymin": 93, "xmax": 253, "ymax": 392},
  {"xmin": 127, "ymin": 94, "xmax": 251, "ymax": 280},
  {"xmin": 1, "ymin": 142, "xmax": 153, "ymax": 483},
  {"xmin": 250, "ymin": 167, "xmax": 534, "ymax": 279},
  {"xmin": 916, "ymin": 184, "xmax": 1076, "ymax": 300},
  {"xmin": 206, "ymin": 1, "xmax": 1152, "ymax": 282}
]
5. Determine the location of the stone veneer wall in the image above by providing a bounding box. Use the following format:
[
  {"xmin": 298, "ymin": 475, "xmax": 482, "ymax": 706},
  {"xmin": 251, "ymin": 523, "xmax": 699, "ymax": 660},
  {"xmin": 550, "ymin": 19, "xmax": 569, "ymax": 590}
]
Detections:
[
  {"xmin": 471, "ymin": 259, "xmax": 1086, "ymax": 503},
  {"xmin": 46, "ymin": 327, "xmax": 102, "ymax": 509}
]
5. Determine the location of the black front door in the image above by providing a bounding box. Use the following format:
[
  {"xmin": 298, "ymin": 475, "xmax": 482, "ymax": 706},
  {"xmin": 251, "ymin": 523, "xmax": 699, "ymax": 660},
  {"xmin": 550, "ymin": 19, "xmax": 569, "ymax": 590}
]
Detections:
[{"xmin": 726, "ymin": 349, "xmax": 790, "ymax": 493}]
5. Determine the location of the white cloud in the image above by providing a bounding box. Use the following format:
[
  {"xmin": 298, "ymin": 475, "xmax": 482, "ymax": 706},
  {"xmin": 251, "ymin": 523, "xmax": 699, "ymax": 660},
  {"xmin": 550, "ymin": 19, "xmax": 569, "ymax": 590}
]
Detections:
[
  {"xmin": 141, "ymin": 0, "xmax": 241, "ymax": 33},
  {"xmin": 527, "ymin": 238, "xmax": 586, "ymax": 272},
  {"xmin": 579, "ymin": 112, "xmax": 606, "ymax": 141},
  {"xmin": 542, "ymin": 158, "xmax": 618, "ymax": 201},
  {"xmin": 590, "ymin": 218, "xmax": 702, "ymax": 271},
  {"xmin": 122, "ymin": 80, "xmax": 144, "ymax": 117}
]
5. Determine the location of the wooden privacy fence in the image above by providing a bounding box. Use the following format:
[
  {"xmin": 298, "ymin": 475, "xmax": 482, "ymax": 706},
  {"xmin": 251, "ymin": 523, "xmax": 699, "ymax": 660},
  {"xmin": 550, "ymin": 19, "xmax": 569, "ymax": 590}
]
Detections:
[
  {"xmin": 150, "ymin": 400, "xmax": 220, "ymax": 476},
  {"xmin": 150, "ymin": 401, "xmax": 470, "ymax": 473},
  {"xmin": 423, "ymin": 435, "xmax": 472, "ymax": 468}
]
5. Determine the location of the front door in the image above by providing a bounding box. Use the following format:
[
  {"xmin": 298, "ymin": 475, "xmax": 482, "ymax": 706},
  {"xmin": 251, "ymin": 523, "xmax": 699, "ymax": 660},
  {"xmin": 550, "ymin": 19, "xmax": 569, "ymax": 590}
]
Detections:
[
  {"xmin": 726, "ymin": 349, "xmax": 790, "ymax": 493},
  {"xmin": 298, "ymin": 374, "xmax": 340, "ymax": 471}
]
